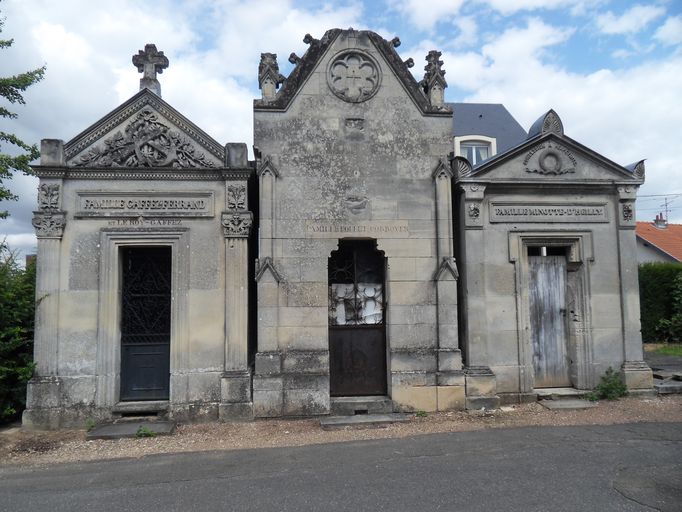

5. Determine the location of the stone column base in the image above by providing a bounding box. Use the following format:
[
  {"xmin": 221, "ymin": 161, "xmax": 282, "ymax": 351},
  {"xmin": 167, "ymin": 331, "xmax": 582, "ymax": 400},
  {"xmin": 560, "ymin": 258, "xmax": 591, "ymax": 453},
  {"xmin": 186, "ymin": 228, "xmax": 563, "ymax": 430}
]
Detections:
[
  {"xmin": 22, "ymin": 376, "xmax": 62, "ymax": 429},
  {"xmin": 621, "ymin": 360, "xmax": 654, "ymax": 390},
  {"xmin": 465, "ymin": 366, "xmax": 500, "ymax": 410},
  {"xmin": 219, "ymin": 370, "xmax": 253, "ymax": 421}
]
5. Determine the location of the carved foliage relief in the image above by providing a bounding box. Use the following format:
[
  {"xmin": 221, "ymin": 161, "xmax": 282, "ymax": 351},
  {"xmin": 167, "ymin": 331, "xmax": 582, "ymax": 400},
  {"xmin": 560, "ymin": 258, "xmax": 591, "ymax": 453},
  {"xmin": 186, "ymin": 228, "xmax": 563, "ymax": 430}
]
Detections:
[
  {"xmin": 227, "ymin": 185, "xmax": 246, "ymax": 211},
  {"xmin": 75, "ymin": 109, "xmax": 215, "ymax": 168}
]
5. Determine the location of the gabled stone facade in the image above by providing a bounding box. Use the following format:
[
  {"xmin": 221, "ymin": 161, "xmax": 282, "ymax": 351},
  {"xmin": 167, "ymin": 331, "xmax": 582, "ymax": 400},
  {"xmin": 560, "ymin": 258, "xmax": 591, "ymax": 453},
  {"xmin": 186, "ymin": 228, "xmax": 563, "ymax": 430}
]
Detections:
[{"xmin": 24, "ymin": 30, "xmax": 652, "ymax": 429}]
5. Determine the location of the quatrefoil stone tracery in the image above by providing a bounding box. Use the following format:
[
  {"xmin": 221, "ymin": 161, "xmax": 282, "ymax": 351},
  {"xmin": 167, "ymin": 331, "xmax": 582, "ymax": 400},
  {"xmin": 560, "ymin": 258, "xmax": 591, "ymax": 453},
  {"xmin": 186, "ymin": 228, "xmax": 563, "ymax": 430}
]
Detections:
[{"xmin": 327, "ymin": 51, "xmax": 381, "ymax": 103}]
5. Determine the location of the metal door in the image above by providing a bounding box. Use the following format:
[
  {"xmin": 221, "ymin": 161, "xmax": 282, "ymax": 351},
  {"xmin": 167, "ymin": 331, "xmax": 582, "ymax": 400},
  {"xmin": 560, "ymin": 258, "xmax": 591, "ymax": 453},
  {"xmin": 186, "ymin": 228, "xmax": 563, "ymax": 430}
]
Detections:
[
  {"xmin": 329, "ymin": 240, "xmax": 387, "ymax": 396},
  {"xmin": 529, "ymin": 255, "xmax": 571, "ymax": 388},
  {"xmin": 120, "ymin": 247, "xmax": 171, "ymax": 401}
]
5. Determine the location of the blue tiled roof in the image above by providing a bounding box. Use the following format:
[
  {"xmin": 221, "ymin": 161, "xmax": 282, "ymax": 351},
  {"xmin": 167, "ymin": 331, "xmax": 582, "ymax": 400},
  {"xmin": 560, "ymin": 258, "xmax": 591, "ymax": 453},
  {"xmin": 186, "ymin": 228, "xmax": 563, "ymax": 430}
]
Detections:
[{"xmin": 449, "ymin": 103, "xmax": 527, "ymax": 154}]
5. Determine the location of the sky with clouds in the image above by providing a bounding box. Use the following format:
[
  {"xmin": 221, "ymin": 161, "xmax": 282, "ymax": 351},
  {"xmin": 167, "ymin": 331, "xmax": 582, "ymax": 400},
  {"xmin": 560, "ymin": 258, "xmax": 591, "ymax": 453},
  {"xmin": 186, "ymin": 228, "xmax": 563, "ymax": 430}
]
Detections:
[{"xmin": 2, "ymin": 0, "xmax": 682, "ymax": 256}]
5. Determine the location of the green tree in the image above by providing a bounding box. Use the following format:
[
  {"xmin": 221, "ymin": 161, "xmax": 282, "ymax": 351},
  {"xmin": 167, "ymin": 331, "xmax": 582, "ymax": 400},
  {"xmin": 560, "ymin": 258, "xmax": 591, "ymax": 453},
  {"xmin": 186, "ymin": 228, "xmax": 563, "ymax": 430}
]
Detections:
[
  {"xmin": 0, "ymin": 241, "xmax": 36, "ymax": 422},
  {"xmin": 0, "ymin": 14, "xmax": 46, "ymax": 218}
]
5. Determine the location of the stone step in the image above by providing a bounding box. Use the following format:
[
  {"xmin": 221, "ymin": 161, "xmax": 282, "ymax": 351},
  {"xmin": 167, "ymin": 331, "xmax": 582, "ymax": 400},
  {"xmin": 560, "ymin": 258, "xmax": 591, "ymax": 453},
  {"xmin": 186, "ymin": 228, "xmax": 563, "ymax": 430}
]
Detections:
[
  {"xmin": 539, "ymin": 399, "xmax": 597, "ymax": 410},
  {"xmin": 535, "ymin": 388, "xmax": 590, "ymax": 400},
  {"xmin": 320, "ymin": 413, "xmax": 411, "ymax": 430},
  {"xmin": 655, "ymin": 380, "xmax": 682, "ymax": 394},
  {"xmin": 330, "ymin": 396, "xmax": 393, "ymax": 416},
  {"xmin": 86, "ymin": 420, "xmax": 176, "ymax": 440}
]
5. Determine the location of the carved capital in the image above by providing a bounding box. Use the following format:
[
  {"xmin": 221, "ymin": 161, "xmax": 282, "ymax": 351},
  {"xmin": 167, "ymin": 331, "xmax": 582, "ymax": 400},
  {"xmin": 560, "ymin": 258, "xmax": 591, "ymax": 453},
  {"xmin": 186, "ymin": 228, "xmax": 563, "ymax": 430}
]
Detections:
[
  {"xmin": 32, "ymin": 211, "xmax": 66, "ymax": 239},
  {"xmin": 221, "ymin": 211, "xmax": 253, "ymax": 237},
  {"xmin": 459, "ymin": 183, "xmax": 486, "ymax": 200},
  {"xmin": 38, "ymin": 183, "xmax": 60, "ymax": 210}
]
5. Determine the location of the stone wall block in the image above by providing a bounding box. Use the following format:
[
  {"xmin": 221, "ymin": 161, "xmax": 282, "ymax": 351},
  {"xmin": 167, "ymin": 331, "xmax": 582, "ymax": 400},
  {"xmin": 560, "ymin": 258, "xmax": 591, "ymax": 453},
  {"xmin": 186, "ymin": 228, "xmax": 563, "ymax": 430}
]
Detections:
[
  {"xmin": 218, "ymin": 402, "xmax": 254, "ymax": 421},
  {"xmin": 391, "ymin": 371, "xmax": 437, "ymax": 387},
  {"xmin": 438, "ymin": 349, "xmax": 462, "ymax": 372},
  {"xmin": 390, "ymin": 349, "xmax": 437, "ymax": 372},
  {"xmin": 283, "ymin": 388, "xmax": 330, "ymax": 416},
  {"xmin": 221, "ymin": 372, "xmax": 252, "ymax": 403},
  {"xmin": 282, "ymin": 350, "xmax": 329, "ymax": 374},
  {"xmin": 253, "ymin": 389, "xmax": 283, "ymax": 418},
  {"xmin": 255, "ymin": 352, "xmax": 282, "ymax": 375},
  {"xmin": 392, "ymin": 386, "xmax": 437, "ymax": 412},
  {"xmin": 437, "ymin": 386, "xmax": 465, "ymax": 411}
]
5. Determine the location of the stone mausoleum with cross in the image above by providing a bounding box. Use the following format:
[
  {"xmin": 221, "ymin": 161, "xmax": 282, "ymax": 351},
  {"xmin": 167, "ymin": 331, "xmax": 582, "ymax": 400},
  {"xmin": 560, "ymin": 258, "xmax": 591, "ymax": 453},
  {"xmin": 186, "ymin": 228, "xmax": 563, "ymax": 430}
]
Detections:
[{"xmin": 23, "ymin": 31, "xmax": 653, "ymax": 428}]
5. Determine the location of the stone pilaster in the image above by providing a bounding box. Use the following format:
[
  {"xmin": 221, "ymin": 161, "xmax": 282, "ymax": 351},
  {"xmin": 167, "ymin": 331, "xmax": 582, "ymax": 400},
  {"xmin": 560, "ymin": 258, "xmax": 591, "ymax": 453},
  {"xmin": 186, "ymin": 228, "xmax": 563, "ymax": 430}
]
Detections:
[
  {"xmin": 616, "ymin": 185, "xmax": 653, "ymax": 390},
  {"xmin": 219, "ymin": 180, "xmax": 254, "ymax": 421}
]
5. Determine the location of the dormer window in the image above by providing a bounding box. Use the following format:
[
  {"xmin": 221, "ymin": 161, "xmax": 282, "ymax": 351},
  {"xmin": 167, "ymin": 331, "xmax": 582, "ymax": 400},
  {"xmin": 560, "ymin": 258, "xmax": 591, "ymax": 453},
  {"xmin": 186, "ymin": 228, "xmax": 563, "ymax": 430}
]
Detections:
[
  {"xmin": 454, "ymin": 135, "xmax": 497, "ymax": 166},
  {"xmin": 461, "ymin": 141, "xmax": 490, "ymax": 165}
]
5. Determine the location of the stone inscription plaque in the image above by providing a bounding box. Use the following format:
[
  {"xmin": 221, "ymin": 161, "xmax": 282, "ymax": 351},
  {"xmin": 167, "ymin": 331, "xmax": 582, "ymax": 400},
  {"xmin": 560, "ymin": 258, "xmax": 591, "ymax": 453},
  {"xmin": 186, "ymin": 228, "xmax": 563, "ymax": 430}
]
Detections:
[
  {"xmin": 490, "ymin": 203, "xmax": 608, "ymax": 223},
  {"xmin": 306, "ymin": 220, "xmax": 409, "ymax": 238},
  {"xmin": 76, "ymin": 192, "xmax": 214, "ymax": 218}
]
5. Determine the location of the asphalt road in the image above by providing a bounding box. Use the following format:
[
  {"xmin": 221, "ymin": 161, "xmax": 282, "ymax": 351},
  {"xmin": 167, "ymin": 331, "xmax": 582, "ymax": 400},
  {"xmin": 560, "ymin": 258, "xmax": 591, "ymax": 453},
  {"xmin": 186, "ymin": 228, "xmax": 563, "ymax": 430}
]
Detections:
[{"xmin": 1, "ymin": 422, "xmax": 680, "ymax": 512}]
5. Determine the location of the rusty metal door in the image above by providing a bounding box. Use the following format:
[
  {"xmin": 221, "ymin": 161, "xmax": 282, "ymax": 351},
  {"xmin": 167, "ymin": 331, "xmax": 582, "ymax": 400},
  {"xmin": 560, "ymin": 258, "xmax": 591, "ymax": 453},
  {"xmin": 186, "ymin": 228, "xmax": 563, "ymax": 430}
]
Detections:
[
  {"xmin": 329, "ymin": 240, "xmax": 387, "ymax": 396},
  {"xmin": 120, "ymin": 247, "xmax": 171, "ymax": 401},
  {"xmin": 529, "ymin": 255, "xmax": 571, "ymax": 388}
]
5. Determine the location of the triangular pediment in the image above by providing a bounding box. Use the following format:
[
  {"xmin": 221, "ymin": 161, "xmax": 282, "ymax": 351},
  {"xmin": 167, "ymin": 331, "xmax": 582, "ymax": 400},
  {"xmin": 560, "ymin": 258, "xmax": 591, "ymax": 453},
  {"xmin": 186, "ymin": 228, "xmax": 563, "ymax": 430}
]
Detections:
[
  {"xmin": 463, "ymin": 132, "xmax": 643, "ymax": 184},
  {"xmin": 254, "ymin": 28, "xmax": 451, "ymax": 117},
  {"xmin": 64, "ymin": 89, "xmax": 225, "ymax": 168}
]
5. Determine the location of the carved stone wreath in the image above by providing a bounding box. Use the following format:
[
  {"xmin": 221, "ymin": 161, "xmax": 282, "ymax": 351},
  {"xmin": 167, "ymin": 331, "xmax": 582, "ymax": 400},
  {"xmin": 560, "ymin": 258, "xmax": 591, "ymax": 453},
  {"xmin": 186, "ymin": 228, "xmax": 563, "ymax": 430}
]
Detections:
[
  {"xmin": 75, "ymin": 109, "xmax": 215, "ymax": 168},
  {"xmin": 327, "ymin": 50, "xmax": 381, "ymax": 103}
]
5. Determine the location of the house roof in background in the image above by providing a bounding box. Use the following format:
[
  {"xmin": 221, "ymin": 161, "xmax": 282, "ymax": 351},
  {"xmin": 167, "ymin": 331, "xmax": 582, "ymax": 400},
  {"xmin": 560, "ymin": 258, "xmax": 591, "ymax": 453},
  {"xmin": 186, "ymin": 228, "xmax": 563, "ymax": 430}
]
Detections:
[
  {"xmin": 449, "ymin": 103, "xmax": 528, "ymax": 154},
  {"xmin": 636, "ymin": 222, "xmax": 682, "ymax": 262}
]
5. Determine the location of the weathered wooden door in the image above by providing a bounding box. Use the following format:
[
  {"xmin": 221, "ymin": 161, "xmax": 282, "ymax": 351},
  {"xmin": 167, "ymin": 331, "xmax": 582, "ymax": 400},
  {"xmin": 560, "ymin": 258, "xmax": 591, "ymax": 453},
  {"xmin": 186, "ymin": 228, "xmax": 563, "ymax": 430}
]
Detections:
[
  {"xmin": 120, "ymin": 247, "xmax": 171, "ymax": 401},
  {"xmin": 529, "ymin": 255, "xmax": 571, "ymax": 388},
  {"xmin": 328, "ymin": 241, "xmax": 387, "ymax": 396}
]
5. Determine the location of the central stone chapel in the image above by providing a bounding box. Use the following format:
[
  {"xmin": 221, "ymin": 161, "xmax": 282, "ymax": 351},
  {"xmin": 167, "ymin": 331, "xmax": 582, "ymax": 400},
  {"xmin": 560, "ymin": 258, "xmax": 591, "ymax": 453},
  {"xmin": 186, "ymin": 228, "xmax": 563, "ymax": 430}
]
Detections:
[{"xmin": 24, "ymin": 29, "xmax": 653, "ymax": 428}]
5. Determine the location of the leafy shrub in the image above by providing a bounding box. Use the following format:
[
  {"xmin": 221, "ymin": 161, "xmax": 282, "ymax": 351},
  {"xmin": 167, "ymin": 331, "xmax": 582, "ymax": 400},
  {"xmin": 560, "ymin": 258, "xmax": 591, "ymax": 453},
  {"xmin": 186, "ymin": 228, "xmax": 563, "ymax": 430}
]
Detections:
[
  {"xmin": 586, "ymin": 367, "xmax": 628, "ymax": 401},
  {"xmin": 655, "ymin": 272, "xmax": 682, "ymax": 343},
  {"xmin": 0, "ymin": 242, "xmax": 36, "ymax": 423},
  {"xmin": 135, "ymin": 425, "xmax": 157, "ymax": 438},
  {"xmin": 638, "ymin": 262, "xmax": 682, "ymax": 342}
]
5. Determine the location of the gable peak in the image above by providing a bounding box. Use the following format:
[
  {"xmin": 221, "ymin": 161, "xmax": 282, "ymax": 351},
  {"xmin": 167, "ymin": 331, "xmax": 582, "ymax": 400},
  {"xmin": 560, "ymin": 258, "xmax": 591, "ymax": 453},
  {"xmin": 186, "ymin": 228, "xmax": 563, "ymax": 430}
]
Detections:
[{"xmin": 528, "ymin": 109, "xmax": 564, "ymax": 139}]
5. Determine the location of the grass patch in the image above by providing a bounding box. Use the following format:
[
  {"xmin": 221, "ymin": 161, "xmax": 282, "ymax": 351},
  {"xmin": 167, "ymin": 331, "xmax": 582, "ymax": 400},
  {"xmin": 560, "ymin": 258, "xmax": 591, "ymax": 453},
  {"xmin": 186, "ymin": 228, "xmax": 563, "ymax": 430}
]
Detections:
[{"xmin": 653, "ymin": 344, "xmax": 682, "ymax": 357}]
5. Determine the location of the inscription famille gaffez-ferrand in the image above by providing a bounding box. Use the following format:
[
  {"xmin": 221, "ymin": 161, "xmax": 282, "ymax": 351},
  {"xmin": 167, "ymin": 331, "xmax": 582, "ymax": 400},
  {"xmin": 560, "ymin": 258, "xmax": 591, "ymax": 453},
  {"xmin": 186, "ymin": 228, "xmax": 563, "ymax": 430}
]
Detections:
[{"xmin": 77, "ymin": 193, "xmax": 213, "ymax": 217}]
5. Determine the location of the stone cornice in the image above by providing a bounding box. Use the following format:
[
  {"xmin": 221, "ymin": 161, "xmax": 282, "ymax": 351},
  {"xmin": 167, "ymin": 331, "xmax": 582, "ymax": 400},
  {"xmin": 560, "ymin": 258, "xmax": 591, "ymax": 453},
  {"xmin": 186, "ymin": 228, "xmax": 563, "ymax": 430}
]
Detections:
[{"xmin": 31, "ymin": 166, "xmax": 253, "ymax": 181}]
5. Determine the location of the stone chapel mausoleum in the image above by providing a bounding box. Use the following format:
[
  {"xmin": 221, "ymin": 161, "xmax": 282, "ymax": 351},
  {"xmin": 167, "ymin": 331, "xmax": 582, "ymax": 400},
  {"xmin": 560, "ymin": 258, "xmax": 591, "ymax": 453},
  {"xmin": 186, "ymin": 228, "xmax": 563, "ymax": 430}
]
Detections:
[{"xmin": 24, "ymin": 29, "xmax": 653, "ymax": 428}]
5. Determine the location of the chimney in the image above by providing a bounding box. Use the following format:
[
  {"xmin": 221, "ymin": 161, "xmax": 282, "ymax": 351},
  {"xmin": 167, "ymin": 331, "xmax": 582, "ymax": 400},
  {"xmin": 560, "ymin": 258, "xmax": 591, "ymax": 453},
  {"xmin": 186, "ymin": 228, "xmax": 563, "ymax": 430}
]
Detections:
[{"xmin": 654, "ymin": 213, "xmax": 668, "ymax": 229}]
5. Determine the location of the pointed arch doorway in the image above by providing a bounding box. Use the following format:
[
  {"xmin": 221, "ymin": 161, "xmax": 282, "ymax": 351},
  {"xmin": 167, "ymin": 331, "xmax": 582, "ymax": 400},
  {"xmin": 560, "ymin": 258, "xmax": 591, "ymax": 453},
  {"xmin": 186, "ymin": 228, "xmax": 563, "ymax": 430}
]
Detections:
[{"xmin": 328, "ymin": 240, "xmax": 387, "ymax": 396}]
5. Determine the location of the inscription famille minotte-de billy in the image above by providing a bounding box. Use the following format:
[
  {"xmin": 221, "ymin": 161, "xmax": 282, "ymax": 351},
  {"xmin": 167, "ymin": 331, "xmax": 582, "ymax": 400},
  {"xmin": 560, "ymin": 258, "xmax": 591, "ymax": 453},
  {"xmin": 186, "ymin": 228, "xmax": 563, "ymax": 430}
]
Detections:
[{"xmin": 490, "ymin": 203, "xmax": 608, "ymax": 223}]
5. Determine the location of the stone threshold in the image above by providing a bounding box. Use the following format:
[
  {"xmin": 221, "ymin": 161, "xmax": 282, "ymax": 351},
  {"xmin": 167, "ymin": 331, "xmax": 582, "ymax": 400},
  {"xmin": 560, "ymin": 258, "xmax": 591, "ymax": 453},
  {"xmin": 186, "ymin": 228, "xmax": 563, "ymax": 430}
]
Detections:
[{"xmin": 320, "ymin": 413, "xmax": 411, "ymax": 430}]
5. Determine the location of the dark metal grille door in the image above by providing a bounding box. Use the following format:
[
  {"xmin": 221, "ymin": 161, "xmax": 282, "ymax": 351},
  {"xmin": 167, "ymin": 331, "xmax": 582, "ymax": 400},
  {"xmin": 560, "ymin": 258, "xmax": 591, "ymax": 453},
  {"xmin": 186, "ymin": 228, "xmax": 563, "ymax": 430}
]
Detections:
[
  {"xmin": 120, "ymin": 247, "xmax": 171, "ymax": 401},
  {"xmin": 329, "ymin": 240, "xmax": 387, "ymax": 396},
  {"xmin": 529, "ymin": 255, "xmax": 571, "ymax": 388}
]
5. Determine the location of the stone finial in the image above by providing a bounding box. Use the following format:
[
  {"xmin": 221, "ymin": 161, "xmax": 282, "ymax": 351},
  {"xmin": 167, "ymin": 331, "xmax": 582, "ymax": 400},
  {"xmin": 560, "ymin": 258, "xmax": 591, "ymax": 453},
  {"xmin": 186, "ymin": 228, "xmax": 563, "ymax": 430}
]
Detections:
[
  {"xmin": 132, "ymin": 44, "xmax": 169, "ymax": 97},
  {"xmin": 288, "ymin": 52, "xmax": 301, "ymax": 65},
  {"xmin": 404, "ymin": 58, "xmax": 414, "ymax": 69},
  {"xmin": 390, "ymin": 37, "xmax": 401, "ymax": 48},
  {"xmin": 421, "ymin": 50, "xmax": 447, "ymax": 107},
  {"xmin": 258, "ymin": 53, "xmax": 286, "ymax": 101},
  {"xmin": 303, "ymin": 33, "xmax": 318, "ymax": 45}
]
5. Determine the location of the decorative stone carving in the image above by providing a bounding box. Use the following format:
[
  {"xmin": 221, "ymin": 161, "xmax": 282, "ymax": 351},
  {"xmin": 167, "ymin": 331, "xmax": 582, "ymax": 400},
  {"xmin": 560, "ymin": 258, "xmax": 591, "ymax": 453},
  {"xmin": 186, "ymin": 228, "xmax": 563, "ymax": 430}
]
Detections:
[
  {"xmin": 432, "ymin": 158, "xmax": 453, "ymax": 180},
  {"xmin": 622, "ymin": 203, "xmax": 634, "ymax": 221},
  {"xmin": 328, "ymin": 50, "xmax": 381, "ymax": 103},
  {"xmin": 132, "ymin": 44, "xmax": 169, "ymax": 96},
  {"xmin": 38, "ymin": 184, "xmax": 60, "ymax": 210},
  {"xmin": 288, "ymin": 53, "xmax": 301, "ymax": 65},
  {"xmin": 303, "ymin": 33, "xmax": 319, "ymax": 45},
  {"xmin": 227, "ymin": 185, "xmax": 246, "ymax": 211},
  {"xmin": 524, "ymin": 142, "xmax": 576, "ymax": 175},
  {"xmin": 468, "ymin": 204, "xmax": 480, "ymax": 218},
  {"xmin": 404, "ymin": 58, "xmax": 414, "ymax": 68},
  {"xmin": 421, "ymin": 50, "xmax": 447, "ymax": 107},
  {"xmin": 221, "ymin": 211, "xmax": 253, "ymax": 237},
  {"xmin": 255, "ymin": 256, "xmax": 283, "ymax": 283},
  {"xmin": 258, "ymin": 53, "xmax": 286, "ymax": 100},
  {"xmin": 32, "ymin": 211, "xmax": 65, "ymax": 238},
  {"xmin": 541, "ymin": 110, "xmax": 563, "ymax": 136},
  {"xmin": 453, "ymin": 156, "xmax": 473, "ymax": 178},
  {"xmin": 345, "ymin": 195, "xmax": 368, "ymax": 214},
  {"xmin": 390, "ymin": 37, "xmax": 401, "ymax": 48},
  {"xmin": 434, "ymin": 257, "xmax": 459, "ymax": 281},
  {"xmin": 75, "ymin": 109, "xmax": 215, "ymax": 168}
]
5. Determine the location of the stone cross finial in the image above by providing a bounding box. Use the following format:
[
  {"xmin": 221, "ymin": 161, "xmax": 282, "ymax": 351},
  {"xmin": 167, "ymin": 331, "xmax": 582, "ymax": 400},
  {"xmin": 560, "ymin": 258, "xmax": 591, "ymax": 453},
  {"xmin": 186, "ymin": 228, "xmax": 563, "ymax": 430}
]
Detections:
[{"xmin": 132, "ymin": 44, "xmax": 169, "ymax": 97}]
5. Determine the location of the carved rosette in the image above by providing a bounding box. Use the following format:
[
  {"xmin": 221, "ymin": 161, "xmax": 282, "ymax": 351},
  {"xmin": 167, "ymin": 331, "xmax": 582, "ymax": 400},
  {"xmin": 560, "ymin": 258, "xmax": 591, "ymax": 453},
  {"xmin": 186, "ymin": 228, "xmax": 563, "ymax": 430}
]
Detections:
[
  {"xmin": 32, "ymin": 211, "xmax": 66, "ymax": 239},
  {"xmin": 622, "ymin": 203, "xmax": 634, "ymax": 221},
  {"xmin": 327, "ymin": 50, "xmax": 381, "ymax": 103},
  {"xmin": 221, "ymin": 211, "xmax": 253, "ymax": 238},
  {"xmin": 460, "ymin": 183, "xmax": 485, "ymax": 229}
]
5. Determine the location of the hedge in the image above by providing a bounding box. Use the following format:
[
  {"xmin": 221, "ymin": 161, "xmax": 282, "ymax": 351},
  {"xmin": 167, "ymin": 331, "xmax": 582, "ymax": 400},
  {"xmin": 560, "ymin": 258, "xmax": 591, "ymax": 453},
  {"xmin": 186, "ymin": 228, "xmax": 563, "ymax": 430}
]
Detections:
[{"xmin": 638, "ymin": 262, "xmax": 682, "ymax": 342}]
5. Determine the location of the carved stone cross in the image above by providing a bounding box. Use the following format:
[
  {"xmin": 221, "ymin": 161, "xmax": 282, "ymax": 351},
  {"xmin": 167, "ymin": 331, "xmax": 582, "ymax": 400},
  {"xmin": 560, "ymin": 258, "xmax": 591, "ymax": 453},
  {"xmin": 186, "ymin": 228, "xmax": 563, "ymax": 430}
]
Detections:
[{"xmin": 132, "ymin": 44, "xmax": 169, "ymax": 96}]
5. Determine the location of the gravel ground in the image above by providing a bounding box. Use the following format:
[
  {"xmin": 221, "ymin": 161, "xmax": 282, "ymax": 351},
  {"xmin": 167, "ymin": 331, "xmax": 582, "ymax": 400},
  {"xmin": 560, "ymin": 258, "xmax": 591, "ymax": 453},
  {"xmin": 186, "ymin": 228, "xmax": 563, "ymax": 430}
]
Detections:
[{"xmin": 1, "ymin": 395, "xmax": 680, "ymax": 467}]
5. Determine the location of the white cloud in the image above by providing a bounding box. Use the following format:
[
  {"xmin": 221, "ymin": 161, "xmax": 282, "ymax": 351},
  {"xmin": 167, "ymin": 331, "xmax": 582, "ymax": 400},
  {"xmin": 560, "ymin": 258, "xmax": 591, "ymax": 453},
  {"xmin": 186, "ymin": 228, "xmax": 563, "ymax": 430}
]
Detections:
[
  {"xmin": 596, "ymin": 4, "xmax": 666, "ymax": 35},
  {"xmin": 654, "ymin": 15, "xmax": 682, "ymax": 46},
  {"xmin": 388, "ymin": 0, "xmax": 464, "ymax": 31}
]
